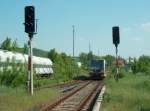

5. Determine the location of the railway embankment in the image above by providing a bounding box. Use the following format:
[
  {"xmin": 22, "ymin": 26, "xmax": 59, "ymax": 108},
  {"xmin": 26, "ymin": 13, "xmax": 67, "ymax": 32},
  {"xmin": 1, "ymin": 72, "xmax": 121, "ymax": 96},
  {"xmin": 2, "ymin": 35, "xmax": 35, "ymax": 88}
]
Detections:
[{"xmin": 101, "ymin": 73, "xmax": 150, "ymax": 111}]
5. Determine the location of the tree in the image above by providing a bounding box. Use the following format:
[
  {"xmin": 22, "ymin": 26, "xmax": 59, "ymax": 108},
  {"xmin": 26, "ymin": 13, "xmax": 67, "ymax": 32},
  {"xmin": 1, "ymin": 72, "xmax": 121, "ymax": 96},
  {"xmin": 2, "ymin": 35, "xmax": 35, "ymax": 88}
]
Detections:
[
  {"xmin": 23, "ymin": 43, "xmax": 28, "ymax": 54},
  {"xmin": 79, "ymin": 52, "xmax": 88, "ymax": 66},
  {"xmin": 48, "ymin": 48, "xmax": 58, "ymax": 62},
  {"xmin": 87, "ymin": 51, "xmax": 93, "ymax": 61},
  {"xmin": 131, "ymin": 55, "xmax": 150, "ymax": 75},
  {"xmin": 12, "ymin": 39, "xmax": 18, "ymax": 51},
  {"xmin": 0, "ymin": 37, "xmax": 12, "ymax": 51},
  {"xmin": 103, "ymin": 55, "xmax": 115, "ymax": 66}
]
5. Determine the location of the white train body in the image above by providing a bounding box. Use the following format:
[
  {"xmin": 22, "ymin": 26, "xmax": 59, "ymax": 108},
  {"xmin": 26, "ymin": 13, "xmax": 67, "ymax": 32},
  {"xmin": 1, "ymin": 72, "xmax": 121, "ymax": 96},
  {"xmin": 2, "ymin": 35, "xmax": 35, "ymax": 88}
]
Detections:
[{"xmin": 0, "ymin": 49, "xmax": 53, "ymax": 76}]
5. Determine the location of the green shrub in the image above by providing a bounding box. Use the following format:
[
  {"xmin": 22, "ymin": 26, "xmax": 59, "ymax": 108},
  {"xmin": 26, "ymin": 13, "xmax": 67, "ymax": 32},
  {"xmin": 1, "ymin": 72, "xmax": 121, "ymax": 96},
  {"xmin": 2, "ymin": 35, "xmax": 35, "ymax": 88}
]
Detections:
[
  {"xmin": 118, "ymin": 68, "xmax": 126, "ymax": 78},
  {"xmin": 12, "ymin": 69, "xmax": 27, "ymax": 87},
  {"xmin": 131, "ymin": 55, "xmax": 150, "ymax": 76},
  {"xmin": 52, "ymin": 59, "xmax": 80, "ymax": 82},
  {"xmin": 34, "ymin": 80, "xmax": 42, "ymax": 88},
  {"xmin": 0, "ymin": 63, "xmax": 27, "ymax": 87}
]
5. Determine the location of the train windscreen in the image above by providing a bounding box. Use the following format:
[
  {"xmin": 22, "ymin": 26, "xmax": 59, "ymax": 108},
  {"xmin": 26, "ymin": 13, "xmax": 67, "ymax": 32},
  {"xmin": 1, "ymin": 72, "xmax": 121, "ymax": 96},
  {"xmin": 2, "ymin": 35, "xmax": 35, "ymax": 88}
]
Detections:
[{"xmin": 91, "ymin": 60, "xmax": 104, "ymax": 69}]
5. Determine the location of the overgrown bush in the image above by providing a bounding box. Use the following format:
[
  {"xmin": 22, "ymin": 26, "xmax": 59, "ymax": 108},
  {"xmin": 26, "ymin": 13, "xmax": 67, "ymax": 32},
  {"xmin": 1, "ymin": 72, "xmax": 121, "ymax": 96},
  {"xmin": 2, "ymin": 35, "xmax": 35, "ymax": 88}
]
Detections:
[
  {"xmin": 118, "ymin": 68, "xmax": 126, "ymax": 78},
  {"xmin": 0, "ymin": 63, "xmax": 27, "ymax": 87},
  {"xmin": 52, "ymin": 61, "xmax": 80, "ymax": 82},
  {"xmin": 48, "ymin": 49, "xmax": 81, "ymax": 82},
  {"xmin": 131, "ymin": 55, "xmax": 150, "ymax": 76}
]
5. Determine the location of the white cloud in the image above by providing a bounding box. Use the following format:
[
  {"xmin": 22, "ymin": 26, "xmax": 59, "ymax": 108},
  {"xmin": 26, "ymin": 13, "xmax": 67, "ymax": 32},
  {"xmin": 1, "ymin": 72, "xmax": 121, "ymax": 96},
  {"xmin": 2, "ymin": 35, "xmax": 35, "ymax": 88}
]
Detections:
[{"xmin": 141, "ymin": 22, "xmax": 150, "ymax": 32}]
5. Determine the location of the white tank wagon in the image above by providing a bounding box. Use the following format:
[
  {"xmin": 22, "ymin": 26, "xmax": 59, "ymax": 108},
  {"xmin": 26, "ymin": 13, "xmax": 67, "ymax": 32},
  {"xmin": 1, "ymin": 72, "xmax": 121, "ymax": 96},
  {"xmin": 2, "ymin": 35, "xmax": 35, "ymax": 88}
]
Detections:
[{"xmin": 0, "ymin": 49, "xmax": 53, "ymax": 76}]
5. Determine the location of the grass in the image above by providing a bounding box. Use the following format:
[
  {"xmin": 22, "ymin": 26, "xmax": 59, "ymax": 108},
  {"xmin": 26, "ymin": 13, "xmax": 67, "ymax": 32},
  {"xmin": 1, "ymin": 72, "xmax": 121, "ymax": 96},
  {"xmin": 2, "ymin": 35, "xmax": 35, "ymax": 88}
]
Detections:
[
  {"xmin": 0, "ymin": 86, "xmax": 60, "ymax": 111},
  {"xmin": 102, "ymin": 73, "xmax": 150, "ymax": 111},
  {"xmin": 0, "ymin": 69, "xmax": 87, "ymax": 111},
  {"xmin": 34, "ymin": 74, "xmax": 76, "ymax": 88}
]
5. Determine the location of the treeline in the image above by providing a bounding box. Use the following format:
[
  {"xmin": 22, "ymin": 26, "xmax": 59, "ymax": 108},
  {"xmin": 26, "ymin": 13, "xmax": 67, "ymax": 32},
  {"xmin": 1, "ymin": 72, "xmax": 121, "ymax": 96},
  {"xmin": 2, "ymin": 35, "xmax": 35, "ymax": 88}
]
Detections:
[
  {"xmin": 0, "ymin": 37, "xmax": 116, "ymax": 68},
  {"xmin": 79, "ymin": 51, "xmax": 150, "ymax": 77},
  {"xmin": 0, "ymin": 37, "xmax": 48, "ymax": 57},
  {"xmin": 79, "ymin": 51, "xmax": 115, "ymax": 69},
  {"xmin": 0, "ymin": 37, "xmax": 24, "ymax": 52}
]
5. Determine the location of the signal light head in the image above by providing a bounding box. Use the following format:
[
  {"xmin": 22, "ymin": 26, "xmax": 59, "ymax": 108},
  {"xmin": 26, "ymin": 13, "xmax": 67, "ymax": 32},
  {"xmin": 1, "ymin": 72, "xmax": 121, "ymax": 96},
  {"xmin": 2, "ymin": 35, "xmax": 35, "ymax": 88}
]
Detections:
[
  {"xmin": 25, "ymin": 6, "xmax": 35, "ymax": 34},
  {"xmin": 112, "ymin": 26, "xmax": 120, "ymax": 47}
]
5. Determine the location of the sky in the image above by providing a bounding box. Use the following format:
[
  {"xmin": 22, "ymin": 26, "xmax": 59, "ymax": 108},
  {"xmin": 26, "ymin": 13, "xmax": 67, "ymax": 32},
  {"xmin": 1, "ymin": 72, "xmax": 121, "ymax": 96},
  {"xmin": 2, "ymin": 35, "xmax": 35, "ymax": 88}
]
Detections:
[{"xmin": 0, "ymin": 0, "xmax": 150, "ymax": 58}]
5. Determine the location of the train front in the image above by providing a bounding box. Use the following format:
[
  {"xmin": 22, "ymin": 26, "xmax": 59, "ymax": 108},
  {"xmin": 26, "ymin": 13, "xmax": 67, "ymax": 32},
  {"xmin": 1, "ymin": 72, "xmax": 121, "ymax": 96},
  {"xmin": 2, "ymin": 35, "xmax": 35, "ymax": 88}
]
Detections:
[{"xmin": 89, "ymin": 59, "xmax": 106, "ymax": 80}]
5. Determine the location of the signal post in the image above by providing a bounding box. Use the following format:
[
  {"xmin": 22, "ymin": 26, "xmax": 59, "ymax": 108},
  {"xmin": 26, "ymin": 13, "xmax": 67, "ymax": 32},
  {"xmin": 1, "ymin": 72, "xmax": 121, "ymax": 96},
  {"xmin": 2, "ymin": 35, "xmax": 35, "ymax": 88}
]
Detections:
[
  {"xmin": 24, "ymin": 6, "xmax": 35, "ymax": 95},
  {"xmin": 112, "ymin": 26, "xmax": 120, "ymax": 81}
]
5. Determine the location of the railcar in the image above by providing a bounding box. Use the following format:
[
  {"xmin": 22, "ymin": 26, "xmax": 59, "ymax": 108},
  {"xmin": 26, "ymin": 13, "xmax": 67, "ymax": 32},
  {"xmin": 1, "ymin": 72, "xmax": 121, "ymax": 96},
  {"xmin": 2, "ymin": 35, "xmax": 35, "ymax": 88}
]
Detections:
[
  {"xmin": 0, "ymin": 49, "xmax": 53, "ymax": 76},
  {"xmin": 89, "ymin": 59, "xmax": 106, "ymax": 80}
]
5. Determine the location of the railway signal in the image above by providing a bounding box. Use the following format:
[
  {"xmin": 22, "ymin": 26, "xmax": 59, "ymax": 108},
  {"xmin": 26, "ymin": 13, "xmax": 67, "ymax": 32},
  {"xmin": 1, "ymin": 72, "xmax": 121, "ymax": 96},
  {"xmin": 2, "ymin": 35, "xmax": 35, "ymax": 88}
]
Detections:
[
  {"xmin": 24, "ymin": 6, "xmax": 36, "ymax": 95},
  {"xmin": 112, "ymin": 26, "xmax": 120, "ymax": 81}
]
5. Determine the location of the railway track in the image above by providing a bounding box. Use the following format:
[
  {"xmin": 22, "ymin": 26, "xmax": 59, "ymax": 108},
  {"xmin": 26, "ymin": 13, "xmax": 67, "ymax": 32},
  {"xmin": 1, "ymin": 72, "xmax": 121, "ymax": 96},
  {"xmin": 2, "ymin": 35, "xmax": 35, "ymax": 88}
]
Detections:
[
  {"xmin": 34, "ymin": 80, "xmax": 84, "ymax": 91},
  {"xmin": 40, "ymin": 80, "xmax": 103, "ymax": 111}
]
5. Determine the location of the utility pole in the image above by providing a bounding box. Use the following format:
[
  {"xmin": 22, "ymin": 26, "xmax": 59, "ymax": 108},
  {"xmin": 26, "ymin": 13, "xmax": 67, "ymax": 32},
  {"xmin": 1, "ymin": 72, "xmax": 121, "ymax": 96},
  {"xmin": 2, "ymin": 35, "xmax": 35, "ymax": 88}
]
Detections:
[
  {"xmin": 98, "ymin": 49, "xmax": 100, "ymax": 57},
  {"xmin": 72, "ymin": 25, "xmax": 75, "ymax": 57},
  {"xmin": 89, "ymin": 42, "xmax": 91, "ymax": 53}
]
